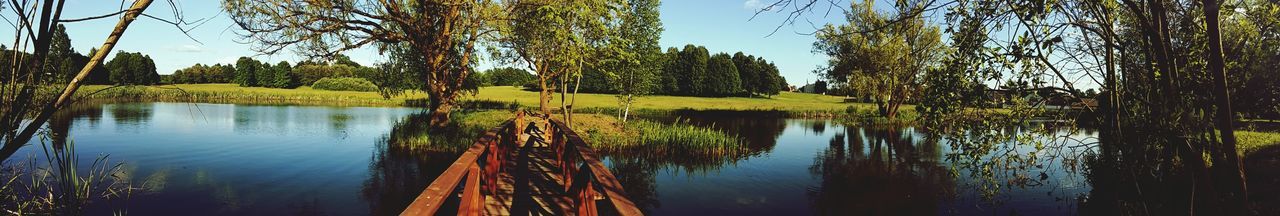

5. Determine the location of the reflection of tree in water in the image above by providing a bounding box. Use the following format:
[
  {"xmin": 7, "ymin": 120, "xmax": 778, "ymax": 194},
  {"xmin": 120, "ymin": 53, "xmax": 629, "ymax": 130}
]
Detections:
[
  {"xmin": 667, "ymin": 110, "xmax": 788, "ymax": 153},
  {"xmin": 360, "ymin": 112, "xmax": 483, "ymax": 215},
  {"xmin": 107, "ymin": 103, "xmax": 153, "ymax": 126},
  {"xmin": 48, "ymin": 103, "xmax": 106, "ymax": 148},
  {"xmin": 807, "ymin": 125, "xmax": 953, "ymax": 215}
]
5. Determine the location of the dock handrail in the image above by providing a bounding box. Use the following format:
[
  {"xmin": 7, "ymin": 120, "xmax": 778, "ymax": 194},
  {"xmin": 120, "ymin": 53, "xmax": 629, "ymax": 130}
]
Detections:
[
  {"xmin": 399, "ymin": 111, "xmax": 642, "ymax": 216},
  {"xmin": 400, "ymin": 119, "xmax": 516, "ymax": 216},
  {"xmin": 547, "ymin": 118, "xmax": 644, "ymax": 216}
]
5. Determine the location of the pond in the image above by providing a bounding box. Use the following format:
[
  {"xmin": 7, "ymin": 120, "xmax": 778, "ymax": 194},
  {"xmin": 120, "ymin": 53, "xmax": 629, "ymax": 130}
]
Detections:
[{"xmin": 21, "ymin": 102, "xmax": 1097, "ymax": 215}]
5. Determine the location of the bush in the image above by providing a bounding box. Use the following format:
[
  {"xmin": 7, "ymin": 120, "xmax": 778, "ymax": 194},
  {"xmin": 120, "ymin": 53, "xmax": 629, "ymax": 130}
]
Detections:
[{"xmin": 311, "ymin": 77, "xmax": 378, "ymax": 92}]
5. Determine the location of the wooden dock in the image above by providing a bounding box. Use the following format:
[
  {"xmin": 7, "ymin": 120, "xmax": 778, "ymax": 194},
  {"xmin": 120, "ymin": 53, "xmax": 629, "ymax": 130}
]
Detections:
[{"xmin": 400, "ymin": 112, "xmax": 643, "ymax": 216}]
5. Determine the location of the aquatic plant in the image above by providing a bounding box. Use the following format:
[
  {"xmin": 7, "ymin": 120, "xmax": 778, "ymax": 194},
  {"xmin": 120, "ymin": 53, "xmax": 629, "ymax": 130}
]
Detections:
[{"xmin": 0, "ymin": 133, "xmax": 132, "ymax": 214}]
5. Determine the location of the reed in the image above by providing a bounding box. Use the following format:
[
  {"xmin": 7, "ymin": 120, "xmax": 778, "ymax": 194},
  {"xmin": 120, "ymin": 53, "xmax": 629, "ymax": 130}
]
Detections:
[{"xmin": 0, "ymin": 135, "xmax": 131, "ymax": 214}]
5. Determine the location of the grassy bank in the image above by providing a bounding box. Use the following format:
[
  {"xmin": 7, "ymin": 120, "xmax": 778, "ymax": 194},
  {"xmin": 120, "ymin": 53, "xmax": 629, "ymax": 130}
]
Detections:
[
  {"xmin": 76, "ymin": 84, "xmax": 425, "ymax": 107},
  {"xmin": 74, "ymin": 84, "xmax": 880, "ymax": 116},
  {"xmin": 1239, "ymin": 131, "xmax": 1280, "ymax": 155}
]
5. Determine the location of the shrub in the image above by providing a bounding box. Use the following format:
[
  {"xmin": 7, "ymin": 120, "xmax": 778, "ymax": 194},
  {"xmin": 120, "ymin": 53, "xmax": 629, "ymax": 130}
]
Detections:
[{"xmin": 311, "ymin": 77, "xmax": 378, "ymax": 92}]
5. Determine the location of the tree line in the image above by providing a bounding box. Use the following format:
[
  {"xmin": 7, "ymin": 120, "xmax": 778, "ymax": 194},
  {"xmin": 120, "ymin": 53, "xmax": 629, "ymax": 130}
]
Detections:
[
  {"xmin": 0, "ymin": 24, "xmax": 158, "ymax": 86},
  {"xmin": 801, "ymin": 0, "xmax": 1279, "ymax": 213},
  {"xmin": 576, "ymin": 45, "xmax": 787, "ymax": 98}
]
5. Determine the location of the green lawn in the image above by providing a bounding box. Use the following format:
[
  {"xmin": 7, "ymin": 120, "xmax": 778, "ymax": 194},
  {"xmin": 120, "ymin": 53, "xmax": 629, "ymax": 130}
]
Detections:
[
  {"xmin": 78, "ymin": 84, "xmax": 873, "ymax": 112},
  {"xmin": 465, "ymin": 86, "xmax": 884, "ymax": 112}
]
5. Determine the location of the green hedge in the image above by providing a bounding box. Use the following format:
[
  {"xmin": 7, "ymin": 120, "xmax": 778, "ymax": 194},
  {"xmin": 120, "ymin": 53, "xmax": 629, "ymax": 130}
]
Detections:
[{"xmin": 311, "ymin": 77, "xmax": 378, "ymax": 92}]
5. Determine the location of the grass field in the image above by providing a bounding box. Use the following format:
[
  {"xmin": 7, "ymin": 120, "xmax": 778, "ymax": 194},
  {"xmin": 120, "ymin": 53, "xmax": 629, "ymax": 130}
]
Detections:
[{"xmin": 76, "ymin": 84, "xmax": 874, "ymax": 113}]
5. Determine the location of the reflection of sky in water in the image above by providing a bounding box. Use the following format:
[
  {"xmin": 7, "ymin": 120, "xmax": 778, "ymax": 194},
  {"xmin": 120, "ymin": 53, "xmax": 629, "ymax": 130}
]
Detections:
[
  {"xmin": 26, "ymin": 103, "xmax": 1098, "ymax": 215},
  {"xmin": 23, "ymin": 102, "xmax": 420, "ymax": 215},
  {"xmin": 607, "ymin": 118, "xmax": 1096, "ymax": 215}
]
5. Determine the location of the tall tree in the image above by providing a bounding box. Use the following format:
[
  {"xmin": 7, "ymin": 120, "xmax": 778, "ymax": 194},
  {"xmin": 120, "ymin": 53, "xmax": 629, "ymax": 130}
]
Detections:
[
  {"xmin": 224, "ymin": 0, "xmax": 496, "ymax": 127},
  {"xmin": 496, "ymin": 0, "xmax": 624, "ymax": 122},
  {"xmin": 705, "ymin": 53, "xmax": 742, "ymax": 97},
  {"xmin": 611, "ymin": 0, "xmax": 663, "ymax": 121},
  {"xmin": 106, "ymin": 51, "xmax": 158, "ymax": 85},
  {"xmin": 270, "ymin": 61, "xmax": 294, "ymax": 88},
  {"xmin": 234, "ymin": 57, "xmax": 259, "ymax": 87},
  {"xmin": 732, "ymin": 52, "xmax": 760, "ymax": 96},
  {"xmin": 813, "ymin": 0, "xmax": 943, "ymax": 120},
  {"xmin": 1, "ymin": 0, "xmax": 163, "ymax": 160}
]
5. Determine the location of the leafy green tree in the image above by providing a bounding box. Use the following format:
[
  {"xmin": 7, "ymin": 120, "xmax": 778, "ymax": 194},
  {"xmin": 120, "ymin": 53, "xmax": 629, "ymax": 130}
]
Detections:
[
  {"xmin": 234, "ymin": 57, "xmax": 259, "ymax": 87},
  {"xmin": 705, "ymin": 53, "xmax": 742, "ymax": 97},
  {"xmin": 675, "ymin": 44, "xmax": 709, "ymax": 96},
  {"xmin": 732, "ymin": 52, "xmax": 760, "ymax": 96},
  {"xmin": 331, "ymin": 54, "xmax": 361, "ymax": 67},
  {"xmin": 269, "ymin": 61, "xmax": 294, "ymax": 88},
  {"xmin": 224, "ymin": 0, "xmax": 494, "ymax": 127},
  {"xmin": 608, "ymin": 0, "xmax": 663, "ymax": 121},
  {"xmin": 485, "ymin": 67, "xmax": 534, "ymax": 87},
  {"xmin": 497, "ymin": 0, "xmax": 624, "ymax": 120},
  {"xmin": 813, "ymin": 0, "xmax": 943, "ymax": 120},
  {"xmin": 658, "ymin": 47, "xmax": 681, "ymax": 95},
  {"xmin": 105, "ymin": 51, "xmax": 159, "ymax": 85},
  {"xmin": 83, "ymin": 48, "xmax": 112, "ymax": 84},
  {"xmin": 46, "ymin": 24, "xmax": 75, "ymax": 83}
]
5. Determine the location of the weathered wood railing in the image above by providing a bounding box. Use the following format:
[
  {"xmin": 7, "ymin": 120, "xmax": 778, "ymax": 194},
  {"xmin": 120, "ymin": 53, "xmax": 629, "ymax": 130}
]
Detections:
[
  {"xmin": 399, "ymin": 117, "xmax": 518, "ymax": 216},
  {"xmin": 399, "ymin": 111, "xmax": 642, "ymax": 216},
  {"xmin": 546, "ymin": 118, "xmax": 644, "ymax": 216}
]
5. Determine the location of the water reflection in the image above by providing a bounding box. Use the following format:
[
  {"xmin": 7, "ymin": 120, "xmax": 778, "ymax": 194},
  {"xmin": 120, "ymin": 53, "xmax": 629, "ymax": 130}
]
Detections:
[
  {"xmin": 807, "ymin": 126, "xmax": 952, "ymax": 215},
  {"xmin": 361, "ymin": 112, "xmax": 486, "ymax": 215}
]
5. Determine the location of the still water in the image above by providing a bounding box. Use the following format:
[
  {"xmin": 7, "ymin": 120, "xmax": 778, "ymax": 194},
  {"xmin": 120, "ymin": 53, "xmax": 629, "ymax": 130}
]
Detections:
[{"xmin": 24, "ymin": 103, "xmax": 1096, "ymax": 215}]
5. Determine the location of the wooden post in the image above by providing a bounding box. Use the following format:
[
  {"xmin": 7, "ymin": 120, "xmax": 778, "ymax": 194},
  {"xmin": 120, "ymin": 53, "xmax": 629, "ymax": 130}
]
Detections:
[{"xmin": 459, "ymin": 163, "xmax": 483, "ymax": 216}]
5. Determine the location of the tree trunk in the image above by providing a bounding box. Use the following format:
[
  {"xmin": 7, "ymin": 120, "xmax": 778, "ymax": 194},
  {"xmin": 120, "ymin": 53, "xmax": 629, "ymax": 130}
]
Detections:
[
  {"xmin": 622, "ymin": 94, "xmax": 632, "ymax": 123},
  {"xmin": 0, "ymin": 0, "xmax": 153, "ymax": 161},
  {"xmin": 569, "ymin": 71, "xmax": 582, "ymax": 126},
  {"xmin": 426, "ymin": 90, "xmax": 454, "ymax": 128},
  {"xmin": 1202, "ymin": 0, "xmax": 1248, "ymax": 211}
]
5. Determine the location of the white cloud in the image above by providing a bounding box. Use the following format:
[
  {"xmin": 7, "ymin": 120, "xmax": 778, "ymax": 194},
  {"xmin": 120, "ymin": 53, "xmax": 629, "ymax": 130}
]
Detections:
[
  {"xmin": 172, "ymin": 44, "xmax": 206, "ymax": 53},
  {"xmin": 744, "ymin": 0, "xmax": 766, "ymax": 10}
]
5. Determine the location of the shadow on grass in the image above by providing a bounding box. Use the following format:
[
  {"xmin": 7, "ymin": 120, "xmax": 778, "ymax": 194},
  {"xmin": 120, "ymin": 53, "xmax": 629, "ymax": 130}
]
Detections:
[{"xmin": 1246, "ymin": 143, "xmax": 1280, "ymax": 215}]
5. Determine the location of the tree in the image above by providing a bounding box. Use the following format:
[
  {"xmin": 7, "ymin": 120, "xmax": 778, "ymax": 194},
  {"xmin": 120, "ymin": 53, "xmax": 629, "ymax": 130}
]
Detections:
[
  {"xmin": 1, "ymin": 0, "xmax": 162, "ymax": 160},
  {"xmin": 224, "ymin": 0, "xmax": 496, "ymax": 127},
  {"xmin": 485, "ymin": 67, "xmax": 534, "ymax": 87},
  {"xmin": 372, "ymin": 43, "xmax": 429, "ymax": 99},
  {"xmin": 269, "ymin": 61, "xmax": 294, "ymax": 88},
  {"xmin": 496, "ymin": 0, "xmax": 624, "ymax": 123},
  {"xmin": 658, "ymin": 47, "xmax": 681, "ymax": 95},
  {"xmin": 705, "ymin": 53, "xmax": 742, "ymax": 97},
  {"xmin": 46, "ymin": 24, "xmax": 75, "ymax": 83},
  {"xmin": 610, "ymin": 0, "xmax": 663, "ymax": 121},
  {"xmin": 732, "ymin": 52, "xmax": 760, "ymax": 96},
  {"xmin": 106, "ymin": 51, "xmax": 159, "ymax": 85},
  {"xmin": 674, "ymin": 45, "xmax": 709, "ymax": 96},
  {"xmin": 234, "ymin": 57, "xmax": 259, "ymax": 87},
  {"xmin": 813, "ymin": 0, "xmax": 943, "ymax": 120}
]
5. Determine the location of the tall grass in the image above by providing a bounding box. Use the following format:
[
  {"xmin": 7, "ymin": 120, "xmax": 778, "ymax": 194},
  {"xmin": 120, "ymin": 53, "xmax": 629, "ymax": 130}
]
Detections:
[
  {"xmin": 76, "ymin": 85, "xmax": 409, "ymax": 107},
  {"xmin": 0, "ymin": 134, "xmax": 132, "ymax": 214},
  {"xmin": 1238, "ymin": 131, "xmax": 1280, "ymax": 155}
]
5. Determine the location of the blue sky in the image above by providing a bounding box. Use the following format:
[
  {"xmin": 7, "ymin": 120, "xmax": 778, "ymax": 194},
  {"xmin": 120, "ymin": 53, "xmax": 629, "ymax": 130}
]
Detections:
[{"xmin": 5, "ymin": 0, "xmax": 849, "ymax": 86}]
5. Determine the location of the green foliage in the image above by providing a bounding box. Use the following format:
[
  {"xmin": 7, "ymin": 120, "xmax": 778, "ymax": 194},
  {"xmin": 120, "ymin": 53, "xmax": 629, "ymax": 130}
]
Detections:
[
  {"xmin": 233, "ymin": 57, "xmax": 259, "ymax": 87},
  {"xmin": 311, "ymin": 77, "xmax": 378, "ymax": 92},
  {"xmin": 267, "ymin": 61, "xmax": 295, "ymax": 88},
  {"xmin": 675, "ymin": 44, "xmax": 709, "ymax": 96},
  {"xmin": 704, "ymin": 53, "xmax": 742, "ymax": 97},
  {"xmin": 292, "ymin": 64, "xmax": 358, "ymax": 86},
  {"xmin": 813, "ymin": 0, "xmax": 943, "ymax": 119},
  {"xmin": 105, "ymin": 51, "xmax": 159, "ymax": 85},
  {"xmin": 484, "ymin": 67, "xmax": 534, "ymax": 87},
  {"xmin": 171, "ymin": 63, "xmax": 235, "ymax": 84}
]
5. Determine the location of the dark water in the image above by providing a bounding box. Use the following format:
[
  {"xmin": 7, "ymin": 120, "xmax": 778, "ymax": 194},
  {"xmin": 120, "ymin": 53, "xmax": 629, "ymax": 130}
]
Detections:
[{"xmin": 24, "ymin": 103, "xmax": 1097, "ymax": 215}]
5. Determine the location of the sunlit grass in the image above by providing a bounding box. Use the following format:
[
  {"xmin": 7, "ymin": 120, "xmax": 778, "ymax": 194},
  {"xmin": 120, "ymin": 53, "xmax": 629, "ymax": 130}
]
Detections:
[
  {"xmin": 76, "ymin": 84, "xmax": 877, "ymax": 115},
  {"xmin": 1238, "ymin": 131, "xmax": 1280, "ymax": 155},
  {"xmin": 467, "ymin": 86, "xmax": 885, "ymax": 113}
]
